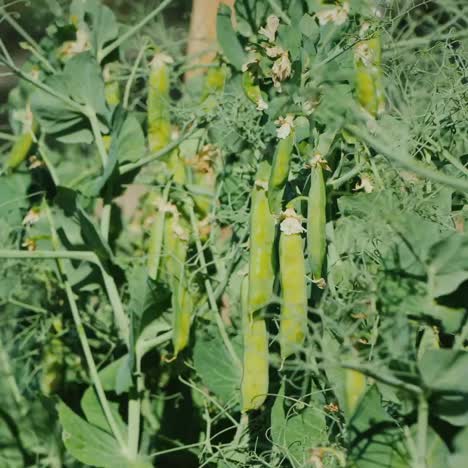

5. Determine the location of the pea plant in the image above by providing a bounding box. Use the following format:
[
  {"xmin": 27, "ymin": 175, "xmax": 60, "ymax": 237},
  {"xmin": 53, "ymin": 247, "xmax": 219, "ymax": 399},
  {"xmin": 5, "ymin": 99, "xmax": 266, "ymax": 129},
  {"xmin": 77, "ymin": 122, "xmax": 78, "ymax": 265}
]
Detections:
[{"xmin": 1, "ymin": 0, "xmax": 468, "ymax": 467}]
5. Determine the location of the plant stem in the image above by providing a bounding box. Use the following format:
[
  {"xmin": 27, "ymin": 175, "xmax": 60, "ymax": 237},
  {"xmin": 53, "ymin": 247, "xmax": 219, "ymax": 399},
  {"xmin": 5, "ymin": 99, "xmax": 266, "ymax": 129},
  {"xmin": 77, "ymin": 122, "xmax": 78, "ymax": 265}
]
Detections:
[
  {"xmin": 415, "ymin": 394, "xmax": 428, "ymax": 468},
  {"xmin": 98, "ymin": 0, "xmax": 173, "ymax": 63},
  {"xmin": 43, "ymin": 204, "xmax": 127, "ymax": 451},
  {"xmin": 124, "ymin": 40, "xmax": 148, "ymax": 109},
  {"xmin": 147, "ymin": 181, "xmax": 172, "ymax": 280},
  {"xmin": 127, "ymin": 355, "xmax": 144, "ymax": 459},
  {"xmin": 120, "ymin": 122, "xmax": 198, "ymax": 174},
  {"xmin": 0, "ymin": 249, "xmax": 129, "ymax": 344},
  {"xmin": 0, "ymin": 249, "xmax": 99, "ymax": 264},
  {"xmin": 346, "ymin": 124, "xmax": 468, "ymax": 193},
  {"xmin": 187, "ymin": 205, "xmax": 241, "ymax": 369},
  {"xmin": 100, "ymin": 268, "xmax": 130, "ymax": 345}
]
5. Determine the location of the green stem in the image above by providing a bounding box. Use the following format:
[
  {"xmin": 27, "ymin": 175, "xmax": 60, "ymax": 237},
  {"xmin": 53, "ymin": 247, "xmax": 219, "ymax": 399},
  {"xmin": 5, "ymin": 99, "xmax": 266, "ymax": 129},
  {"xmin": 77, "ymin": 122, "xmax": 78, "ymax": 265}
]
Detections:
[
  {"xmin": 346, "ymin": 124, "xmax": 468, "ymax": 193},
  {"xmin": 43, "ymin": 204, "xmax": 127, "ymax": 451},
  {"xmin": 187, "ymin": 205, "xmax": 241, "ymax": 370},
  {"xmin": 120, "ymin": 122, "xmax": 198, "ymax": 174},
  {"xmin": 123, "ymin": 40, "xmax": 148, "ymax": 109},
  {"xmin": 87, "ymin": 109, "xmax": 108, "ymax": 167},
  {"xmin": 100, "ymin": 269, "xmax": 130, "ymax": 345},
  {"xmin": 64, "ymin": 280, "xmax": 127, "ymax": 449},
  {"xmin": 98, "ymin": 0, "xmax": 173, "ymax": 63},
  {"xmin": 415, "ymin": 394, "xmax": 428, "ymax": 468},
  {"xmin": 127, "ymin": 356, "xmax": 144, "ymax": 459},
  {"xmin": 0, "ymin": 249, "xmax": 129, "ymax": 345},
  {"xmin": 340, "ymin": 362, "xmax": 422, "ymax": 396},
  {"xmin": 147, "ymin": 181, "xmax": 172, "ymax": 280},
  {"xmin": 0, "ymin": 335, "xmax": 23, "ymax": 407}
]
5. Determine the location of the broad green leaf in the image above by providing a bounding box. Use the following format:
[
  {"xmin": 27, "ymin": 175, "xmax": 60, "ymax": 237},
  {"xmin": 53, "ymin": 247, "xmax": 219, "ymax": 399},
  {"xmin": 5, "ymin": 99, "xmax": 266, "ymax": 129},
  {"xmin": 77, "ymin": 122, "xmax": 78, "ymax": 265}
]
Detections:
[
  {"xmin": 348, "ymin": 386, "xmax": 409, "ymax": 468},
  {"xmin": 193, "ymin": 330, "xmax": 242, "ymax": 406},
  {"xmin": 31, "ymin": 52, "xmax": 108, "ymax": 139},
  {"xmin": 81, "ymin": 387, "xmax": 127, "ymax": 439},
  {"xmin": 58, "ymin": 401, "xmax": 128, "ymax": 467},
  {"xmin": 217, "ymin": 5, "xmax": 246, "ymax": 70},
  {"xmin": 449, "ymin": 426, "xmax": 468, "ymax": 468},
  {"xmin": 271, "ymin": 382, "xmax": 327, "ymax": 467},
  {"xmin": 419, "ymin": 349, "xmax": 468, "ymax": 393}
]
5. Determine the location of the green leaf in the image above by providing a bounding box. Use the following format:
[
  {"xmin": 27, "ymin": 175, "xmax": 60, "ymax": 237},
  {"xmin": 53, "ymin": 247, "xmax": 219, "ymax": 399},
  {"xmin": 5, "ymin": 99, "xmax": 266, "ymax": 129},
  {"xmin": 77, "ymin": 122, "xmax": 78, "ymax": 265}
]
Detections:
[
  {"xmin": 217, "ymin": 5, "xmax": 246, "ymax": 70},
  {"xmin": 193, "ymin": 330, "xmax": 241, "ymax": 406},
  {"xmin": 300, "ymin": 13, "xmax": 319, "ymax": 40},
  {"xmin": 419, "ymin": 349, "xmax": 468, "ymax": 393},
  {"xmin": 58, "ymin": 401, "xmax": 127, "ymax": 467},
  {"xmin": 271, "ymin": 383, "xmax": 327, "ymax": 467},
  {"xmin": 81, "ymin": 387, "xmax": 127, "ymax": 439},
  {"xmin": 449, "ymin": 426, "xmax": 468, "ymax": 468},
  {"xmin": 348, "ymin": 386, "xmax": 409, "ymax": 468},
  {"xmin": 31, "ymin": 52, "xmax": 108, "ymax": 139}
]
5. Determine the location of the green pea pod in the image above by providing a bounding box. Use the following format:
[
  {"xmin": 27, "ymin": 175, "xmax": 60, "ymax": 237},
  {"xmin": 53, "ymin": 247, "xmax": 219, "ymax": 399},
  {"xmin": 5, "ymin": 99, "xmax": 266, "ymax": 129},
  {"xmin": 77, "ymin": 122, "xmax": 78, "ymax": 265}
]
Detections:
[
  {"xmin": 248, "ymin": 161, "xmax": 276, "ymax": 317},
  {"xmin": 41, "ymin": 319, "xmax": 65, "ymax": 396},
  {"xmin": 103, "ymin": 62, "xmax": 121, "ymax": 107},
  {"xmin": 242, "ymin": 71, "xmax": 267, "ymax": 111},
  {"xmin": 172, "ymin": 264, "xmax": 193, "ymax": 357},
  {"xmin": 162, "ymin": 211, "xmax": 187, "ymax": 287},
  {"xmin": 162, "ymin": 211, "xmax": 193, "ymax": 355},
  {"xmin": 147, "ymin": 183, "xmax": 172, "ymax": 281},
  {"xmin": 201, "ymin": 66, "xmax": 227, "ymax": 111},
  {"xmin": 307, "ymin": 163, "xmax": 326, "ymax": 280},
  {"xmin": 279, "ymin": 208, "xmax": 307, "ymax": 359},
  {"xmin": 344, "ymin": 368, "xmax": 366, "ymax": 419},
  {"xmin": 148, "ymin": 53, "xmax": 172, "ymax": 153},
  {"xmin": 355, "ymin": 33, "xmax": 385, "ymax": 118},
  {"xmin": 6, "ymin": 119, "xmax": 38, "ymax": 171},
  {"xmin": 268, "ymin": 133, "xmax": 294, "ymax": 215},
  {"xmin": 241, "ymin": 275, "xmax": 269, "ymax": 412},
  {"xmin": 168, "ymin": 149, "xmax": 186, "ymax": 185}
]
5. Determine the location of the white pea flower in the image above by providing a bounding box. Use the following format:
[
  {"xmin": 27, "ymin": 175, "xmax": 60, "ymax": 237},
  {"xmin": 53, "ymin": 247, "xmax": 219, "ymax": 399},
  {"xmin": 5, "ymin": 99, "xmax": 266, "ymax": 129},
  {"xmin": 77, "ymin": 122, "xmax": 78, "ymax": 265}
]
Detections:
[
  {"xmin": 280, "ymin": 208, "xmax": 304, "ymax": 235},
  {"xmin": 256, "ymin": 97, "xmax": 268, "ymax": 111},
  {"xmin": 354, "ymin": 174, "xmax": 374, "ymax": 193},
  {"xmin": 354, "ymin": 43, "xmax": 375, "ymax": 67},
  {"xmin": 150, "ymin": 52, "xmax": 174, "ymax": 70},
  {"xmin": 22, "ymin": 207, "xmax": 41, "ymax": 226},
  {"xmin": 275, "ymin": 115, "xmax": 294, "ymax": 139},
  {"xmin": 254, "ymin": 179, "xmax": 269, "ymax": 190},
  {"xmin": 259, "ymin": 15, "xmax": 280, "ymax": 43},
  {"xmin": 309, "ymin": 153, "xmax": 331, "ymax": 171}
]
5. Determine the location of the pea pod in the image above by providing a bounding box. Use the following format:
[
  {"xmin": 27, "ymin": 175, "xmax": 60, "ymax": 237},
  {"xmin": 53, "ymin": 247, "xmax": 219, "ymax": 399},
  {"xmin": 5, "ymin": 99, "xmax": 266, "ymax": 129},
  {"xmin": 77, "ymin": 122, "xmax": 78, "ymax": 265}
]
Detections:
[
  {"xmin": 201, "ymin": 66, "xmax": 227, "ymax": 111},
  {"xmin": 241, "ymin": 274, "xmax": 269, "ymax": 412},
  {"xmin": 147, "ymin": 52, "xmax": 172, "ymax": 153},
  {"xmin": 170, "ymin": 224, "xmax": 192, "ymax": 356},
  {"xmin": 279, "ymin": 208, "xmax": 307, "ymax": 359},
  {"xmin": 307, "ymin": 158, "xmax": 327, "ymax": 280},
  {"xmin": 354, "ymin": 31, "xmax": 385, "ymax": 118},
  {"xmin": 344, "ymin": 369, "xmax": 366, "ymax": 418},
  {"xmin": 172, "ymin": 273, "xmax": 193, "ymax": 356},
  {"xmin": 242, "ymin": 71, "xmax": 268, "ymax": 111},
  {"xmin": 103, "ymin": 62, "xmax": 121, "ymax": 107},
  {"xmin": 268, "ymin": 133, "xmax": 294, "ymax": 215},
  {"xmin": 40, "ymin": 318, "xmax": 65, "ymax": 396},
  {"xmin": 163, "ymin": 210, "xmax": 193, "ymax": 355},
  {"xmin": 147, "ymin": 183, "xmax": 172, "ymax": 281},
  {"xmin": 248, "ymin": 161, "xmax": 276, "ymax": 317},
  {"xmin": 191, "ymin": 145, "xmax": 219, "ymax": 217},
  {"xmin": 6, "ymin": 113, "xmax": 37, "ymax": 171}
]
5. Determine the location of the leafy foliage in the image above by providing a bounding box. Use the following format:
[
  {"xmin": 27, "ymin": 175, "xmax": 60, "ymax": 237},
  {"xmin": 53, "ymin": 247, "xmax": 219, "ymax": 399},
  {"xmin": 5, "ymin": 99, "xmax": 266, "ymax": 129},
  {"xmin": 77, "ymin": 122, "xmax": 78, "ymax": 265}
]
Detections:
[{"xmin": 1, "ymin": 0, "xmax": 468, "ymax": 467}]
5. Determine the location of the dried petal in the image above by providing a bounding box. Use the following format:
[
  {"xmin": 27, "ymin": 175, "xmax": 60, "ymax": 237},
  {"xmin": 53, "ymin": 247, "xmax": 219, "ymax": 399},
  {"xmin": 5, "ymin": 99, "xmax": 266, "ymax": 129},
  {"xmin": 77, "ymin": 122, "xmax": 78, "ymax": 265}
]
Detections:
[{"xmin": 259, "ymin": 15, "xmax": 280, "ymax": 43}]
